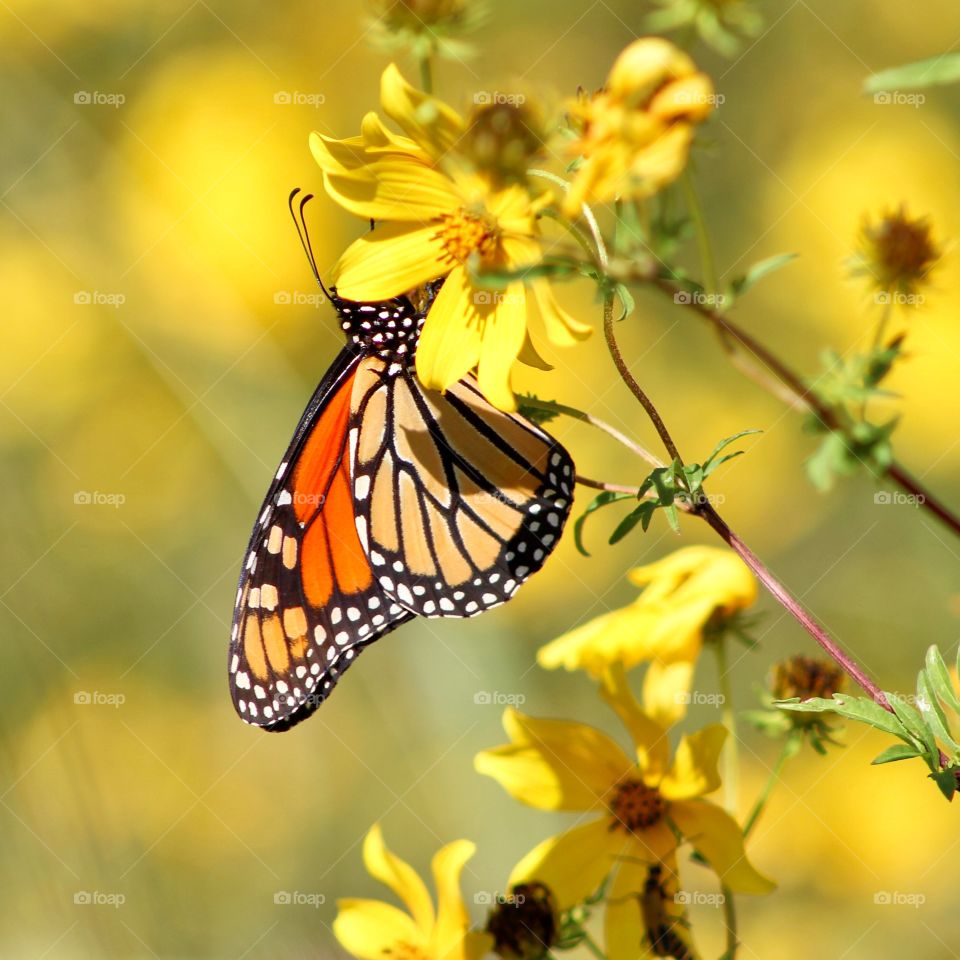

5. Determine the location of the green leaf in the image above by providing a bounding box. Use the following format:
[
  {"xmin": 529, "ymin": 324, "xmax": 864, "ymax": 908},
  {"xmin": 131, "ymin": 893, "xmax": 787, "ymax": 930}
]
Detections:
[
  {"xmin": 730, "ymin": 253, "xmax": 798, "ymax": 298},
  {"xmin": 926, "ymin": 644, "xmax": 960, "ymax": 713},
  {"xmin": 776, "ymin": 694, "xmax": 908, "ymax": 739},
  {"xmin": 703, "ymin": 429, "xmax": 762, "ymax": 470},
  {"xmin": 608, "ymin": 505, "xmax": 647, "ymax": 545},
  {"xmin": 616, "ymin": 283, "xmax": 635, "ymax": 322},
  {"xmin": 930, "ymin": 767, "xmax": 958, "ymax": 802},
  {"xmin": 572, "ymin": 491, "xmax": 635, "ymax": 557},
  {"xmin": 886, "ymin": 692, "xmax": 938, "ymax": 765},
  {"xmin": 917, "ymin": 672, "xmax": 960, "ymax": 755},
  {"xmin": 865, "ymin": 54, "xmax": 960, "ymax": 92},
  {"xmin": 871, "ymin": 743, "xmax": 923, "ymax": 765},
  {"xmin": 515, "ymin": 393, "xmax": 559, "ymax": 425}
]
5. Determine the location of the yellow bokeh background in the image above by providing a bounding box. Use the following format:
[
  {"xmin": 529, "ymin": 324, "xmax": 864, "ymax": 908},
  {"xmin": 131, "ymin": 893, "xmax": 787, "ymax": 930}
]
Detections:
[{"xmin": 3, "ymin": 1, "xmax": 960, "ymax": 957}]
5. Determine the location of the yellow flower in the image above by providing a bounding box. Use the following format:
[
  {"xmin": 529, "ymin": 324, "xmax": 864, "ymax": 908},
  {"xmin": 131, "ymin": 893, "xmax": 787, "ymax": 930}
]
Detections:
[
  {"xmin": 334, "ymin": 824, "xmax": 493, "ymax": 960},
  {"xmin": 564, "ymin": 38, "xmax": 714, "ymax": 216},
  {"xmin": 310, "ymin": 65, "xmax": 590, "ymax": 411},
  {"xmin": 474, "ymin": 667, "xmax": 774, "ymax": 959},
  {"xmin": 537, "ymin": 547, "xmax": 756, "ymax": 725}
]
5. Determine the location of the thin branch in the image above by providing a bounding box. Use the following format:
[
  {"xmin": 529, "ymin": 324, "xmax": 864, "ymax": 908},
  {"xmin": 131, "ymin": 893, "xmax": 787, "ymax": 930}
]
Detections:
[
  {"xmin": 648, "ymin": 276, "xmax": 960, "ymax": 539},
  {"xmin": 517, "ymin": 394, "xmax": 663, "ymax": 468},
  {"xmin": 575, "ymin": 475, "xmax": 643, "ymax": 495}
]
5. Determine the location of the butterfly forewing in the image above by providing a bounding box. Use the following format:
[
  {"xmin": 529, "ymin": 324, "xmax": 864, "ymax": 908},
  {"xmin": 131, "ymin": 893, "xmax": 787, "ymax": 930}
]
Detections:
[
  {"xmin": 229, "ymin": 349, "xmax": 411, "ymax": 730},
  {"xmin": 349, "ymin": 356, "xmax": 575, "ymax": 618}
]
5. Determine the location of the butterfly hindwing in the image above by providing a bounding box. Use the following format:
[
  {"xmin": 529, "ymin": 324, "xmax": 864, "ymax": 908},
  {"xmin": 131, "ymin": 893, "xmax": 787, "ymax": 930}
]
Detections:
[
  {"xmin": 229, "ymin": 348, "xmax": 412, "ymax": 730},
  {"xmin": 350, "ymin": 356, "xmax": 575, "ymax": 618}
]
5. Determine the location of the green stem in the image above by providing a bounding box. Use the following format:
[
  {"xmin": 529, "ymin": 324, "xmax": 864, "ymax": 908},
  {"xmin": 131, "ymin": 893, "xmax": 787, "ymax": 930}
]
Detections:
[
  {"xmin": 871, "ymin": 294, "xmax": 895, "ymax": 352},
  {"xmin": 720, "ymin": 886, "xmax": 738, "ymax": 960},
  {"xmin": 681, "ymin": 169, "xmax": 718, "ymax": 295},
  {"xmin": 417, "ymin": 54, "xmax": 433, "ymax": 94},
  {"xmin": 580, "ymin": 930, "xmax": 606, "ymax": 960},
  {"xmin": 742, "ymin": 733, "xmax": 797, "ymax": 838},
  {"xmin": 713, "ymin": 638, "xmax": 739, "ymax": 815}
]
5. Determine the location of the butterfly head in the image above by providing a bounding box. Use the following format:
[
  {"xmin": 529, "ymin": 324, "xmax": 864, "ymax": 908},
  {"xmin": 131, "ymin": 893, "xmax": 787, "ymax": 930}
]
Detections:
[{"xmin": 330, "ymin": 280, "xmax": 444, "ymax": 363}]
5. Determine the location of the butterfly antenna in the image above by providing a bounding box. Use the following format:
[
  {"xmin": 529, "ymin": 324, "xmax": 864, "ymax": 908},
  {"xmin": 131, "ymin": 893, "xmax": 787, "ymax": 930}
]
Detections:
[{"xmin": 288, "ymin": 187, "xmax": 332, "ymax": 300}]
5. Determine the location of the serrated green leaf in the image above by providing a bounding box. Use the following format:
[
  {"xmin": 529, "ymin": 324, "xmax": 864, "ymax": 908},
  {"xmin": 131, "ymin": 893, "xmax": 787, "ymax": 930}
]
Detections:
[
  {"xmin": 865, "ymin": 54, "xmax": 960, "ymax": 92},
  {"xmin": 730, "ymin": 253, "xmax": 798, "ymax": 298},
  {"xmin": 887, "ymin": 692, "xmax": 938, "ymax": 762},
  {"xmin": 663, "ymin": 503, "xmax": 681, "ymax": 534},
  {"xmin": 776, "ymin": 694, "xmax": 908, "ymax": 739},
  {"xmin": 871, "ymin": 743, "xmax": 923, "ymax": 765}
]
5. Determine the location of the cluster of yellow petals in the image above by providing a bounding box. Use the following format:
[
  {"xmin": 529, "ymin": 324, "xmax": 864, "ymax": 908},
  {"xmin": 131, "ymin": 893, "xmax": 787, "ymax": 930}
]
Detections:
[{"xmin": 565, "ymin": 37, "xmax": 715, "ymax": 216}]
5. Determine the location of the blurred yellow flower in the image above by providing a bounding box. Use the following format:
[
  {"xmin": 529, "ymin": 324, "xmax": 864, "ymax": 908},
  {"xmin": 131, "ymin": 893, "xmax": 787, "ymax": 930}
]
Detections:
[
  {"xmin": 474, "ymin": 666, "xmax": 774, "ymax": 939},
  {"xmin": 334, "ymin": 824, "xmax": 492, "ymax": 960},
  {"xmin": 564, "ymin": 38, "xmax": 715, "ymax": 216},
  {"xmin": 537, "ymin": 547, "xmax": 756, "ymax": 725},
  {"xmin": 310, "ymin": 64, "xmax": 590, "ymax": 410}
]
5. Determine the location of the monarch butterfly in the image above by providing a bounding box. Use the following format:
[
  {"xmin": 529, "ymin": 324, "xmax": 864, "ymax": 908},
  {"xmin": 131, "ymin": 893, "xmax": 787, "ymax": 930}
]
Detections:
[
  {"xmin": 640, "ymin": 864, "xmax": 693, "ymax": 960},
  {"xmin": 228, "ymin": 190, "xmax": 575, "ymax": 730}
]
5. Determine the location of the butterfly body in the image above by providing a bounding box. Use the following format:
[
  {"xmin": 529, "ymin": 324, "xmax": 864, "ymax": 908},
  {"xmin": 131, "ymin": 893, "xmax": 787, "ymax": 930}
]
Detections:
[{"xmin": 229, "ymin": 275, "xmax": 574, "ymax": 731}]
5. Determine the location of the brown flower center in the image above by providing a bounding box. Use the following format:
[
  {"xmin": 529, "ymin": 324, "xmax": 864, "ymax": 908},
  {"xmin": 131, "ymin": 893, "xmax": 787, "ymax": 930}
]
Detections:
[
  {"xmin": 772, "ymin": 655, "xmax": 844, "ymax": 702},
  {"xmin": 608, "ymin": 778, "xmax": 665, "ymax": 833},
  {"xmin": 434, "ymin": 208, "xmax": 500, "ymax": 266}
]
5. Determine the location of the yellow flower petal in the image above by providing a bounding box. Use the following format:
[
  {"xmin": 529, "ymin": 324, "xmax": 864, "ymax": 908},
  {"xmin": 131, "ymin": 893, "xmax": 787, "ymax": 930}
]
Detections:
[
  {"xmin": 362, "ymin": 824, "xmax": 435, "ymax": 932},
  {"xmin": 334, "ymin": 898, "xmax": 425, "ymax": 960},
  {"xmin": 476, "ymin": 283, "xmax": 527, "ymax": 411},
  {"xmin": 430, "ymin": 839, "xmax": 477, "ymax": 960},
  {"xmin": 508, "ymin": 818, "xmax": 627, "ymax": 908},
  {"xmin": 335, "ymin": 222, "xmax": 445, "ymax": 302},
  {"xmin": 600, "ymin": 665, "xmax": 671, "ymax": 780},
  {"xmin": 642, "ymin": 659, "xmax": 695, "ymax": 728},
  {"xmin": 380, "ymin": 63, "xmax": 464, "ymax": 158},
  {"xmin": 323, "ymin": 157, "xmax": 460, "ymax": 222},
  {"xmin": 607, "ymin": 38, "xmax": 696, "ymax": 101},
  {"xmin": 659, "ymin": 725, "xmax": 726, "ymax": 801},
  {"xmin": 474, "ymin": 707, "xmax": 633, "ymax": 811},
  {"xmin": 604, "ymin": 855, "xmax": 648, "ymax": 960},
  {"xmin": 531, "ymin": 280, "xmax": 592, "ymax": 346},
  {"xmin": 670, "ymin": 800, "xmax": 776, "ymax": 895},
  {"xmin": 416, "ymin": 266, "xmax": 482, "ymax": 393}
]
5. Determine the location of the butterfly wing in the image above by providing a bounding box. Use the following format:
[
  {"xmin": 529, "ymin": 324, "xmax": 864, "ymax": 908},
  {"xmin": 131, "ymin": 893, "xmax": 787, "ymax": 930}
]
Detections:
[
  {"xmin": 229, "ymin": 346, "xmax": 412, "ymax": 730},
  {"xmin": 350, "ymin": 356, "xmax": 575, "ymax": 617}
]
